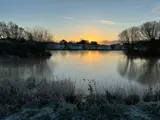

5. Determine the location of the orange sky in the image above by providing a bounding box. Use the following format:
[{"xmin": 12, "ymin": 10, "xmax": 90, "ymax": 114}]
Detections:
[
  {"xmin": 53, "ymin": 27, "xmax": 119, "ymax": 43},
  {"xmin": 4, "ymin": 0, "xmax": 160, "ymax": 45}
]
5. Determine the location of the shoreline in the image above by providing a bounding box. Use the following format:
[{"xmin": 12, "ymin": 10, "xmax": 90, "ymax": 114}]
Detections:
[
  {"xmin": 0, "ymin": 51, "xmax": 52, "ymax": 59},
  {"xmin": 124, "ymin": 50, "xmax": 160, "ymax": 59},
  {"xmin": 0, "ymin": 42, "xmax": 52, "ymax": 59}
]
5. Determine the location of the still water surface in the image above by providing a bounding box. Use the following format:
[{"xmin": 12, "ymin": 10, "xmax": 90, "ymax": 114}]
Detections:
[{"xmin": 0, "ymin": 51, "xmax": 160, "ymax": 92}]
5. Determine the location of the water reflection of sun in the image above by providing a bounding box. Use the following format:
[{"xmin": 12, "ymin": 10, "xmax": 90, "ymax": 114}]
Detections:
[
  {"xmin": 80, "ymin": 51, "xmax": 120, "ymax": 64},
  {"xmin": 81, "ymin": 51, "xmax": 100, "ymax": 64}
]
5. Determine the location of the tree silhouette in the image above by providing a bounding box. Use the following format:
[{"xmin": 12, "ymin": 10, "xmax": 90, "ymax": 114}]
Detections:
[
  {"xmin": 119, "ymin": 20, "xmax": 160, "ymax": 54},
  {"xmin": 141, "ymin": 21, "xmax": 160, "ymax": 41},
  {"xmin": 77, "ymin": 39, "xmax": 89, "ymax": 44},
  {"xmin": 119, "ymin": 27, "xmax": 141, "ymax": 45},
  {"xmin": 0, "ymin": 21, "xmax": 53, "ymax": 42},
  {"xmin": 28, "ymin": 27, "xmax": 52, "ymax": 42},
  {"xmin": 90, "ymin": 41, "xmax": 98, "ymax": 45}
]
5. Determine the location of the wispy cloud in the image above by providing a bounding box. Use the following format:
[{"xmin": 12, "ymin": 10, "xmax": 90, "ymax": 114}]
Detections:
[
  {"xmin": 100, "ymin": 20, "xmax": 115, "ymax": 24},
  {"xmin": 136, "ymin": 5, "xmax": 143, "ymax": 8},
  {"xmin": 64, "ymin": 17, "xmax": 75, "ymax": 20},
  {"xmin": 100, "ymin": 40, "xmax": 119, "ymax": 45}
]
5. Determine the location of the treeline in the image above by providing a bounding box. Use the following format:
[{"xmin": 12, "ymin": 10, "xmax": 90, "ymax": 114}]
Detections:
[
  {"xmin": 59, "ymin": 39, "xmax": 99, "ymax": 45},
  {"xmin": 0, "ymin": 21, "xmax": 52, "ymax": 42},
  {"xmin": 119, "ymin": 21, "xmax": 160, "ymax": 56},
  {"xmin": 0, "ymin": 21, "xmax": 52, "ymax": 58}
]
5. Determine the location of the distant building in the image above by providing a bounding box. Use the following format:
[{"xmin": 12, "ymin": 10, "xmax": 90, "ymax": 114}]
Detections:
[
  {"xmin": 97, "ymin": 45, "xmax": 112, "ymax": 50},
  {"xmin": 46, "ymin": 43, "xmax": 65, "ymax": 50},
  {"xmin": 89, "ymin": 45, "xmax": 98, "ymax": 50},
  {"xmin": 67, "ymin": 44, "xmax": 83, "ymax": 50}
]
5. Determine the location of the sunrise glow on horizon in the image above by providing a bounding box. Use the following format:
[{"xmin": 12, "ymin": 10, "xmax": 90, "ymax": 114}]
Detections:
[{"xmin": 1, "ymin": 0, "xmax": 160, "ymax": 43}]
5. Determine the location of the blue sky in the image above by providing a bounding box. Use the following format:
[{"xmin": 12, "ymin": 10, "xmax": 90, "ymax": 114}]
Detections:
[{"xmin": 1, "ymin": 0, "xmax": 160, "ymax": 42}]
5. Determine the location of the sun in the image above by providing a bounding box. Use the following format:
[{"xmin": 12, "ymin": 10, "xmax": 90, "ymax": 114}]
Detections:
[
  {"xmin": 80, "ymin": 27, "xmax": 102, "ymax": 42},
  {"xmin": 55, "ymin": 26, "xmax": 118, "ymax": 42}
]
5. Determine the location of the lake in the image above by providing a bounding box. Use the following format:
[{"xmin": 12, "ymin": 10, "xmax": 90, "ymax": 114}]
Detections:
[{"xmin": 0, "ymin": 51, "xmax": 160, "ymax": 94}]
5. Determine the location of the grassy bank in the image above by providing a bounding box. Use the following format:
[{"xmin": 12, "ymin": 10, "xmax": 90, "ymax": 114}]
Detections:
[{"xmin": 0, "ymin": 78, "xmax": 160, "ymax": 119}]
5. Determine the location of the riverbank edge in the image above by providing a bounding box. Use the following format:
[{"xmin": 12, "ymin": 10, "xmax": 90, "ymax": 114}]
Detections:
[
  {"xmin": 0, "ymin": 51, "xmax": 52, "ymax": 59},
  {"xmin": 124, "ymin": 50, "xmax": 160, "ymax": 59},
  {"xmin": 0, "ymin": 42, "xmax": 52, "ymax": 59}
]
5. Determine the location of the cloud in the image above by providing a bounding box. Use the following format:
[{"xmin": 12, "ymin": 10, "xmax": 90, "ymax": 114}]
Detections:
[
  {"xmin": 100, "ymin": 40, "xmax": 119, "ymax": 45},
  {"xmin": 152, "ymin": 4, "xmax": 160, "ymax": 15},
  {"xmin": 100, "ymin": 20, "xmax": 115, "ymax": 24},
  {"xmin": 136, "ymin": 5, "xmax": 143, "ymax": 8},
  {"xmin": 64, "ymin": 17, "xmax": 75, "ymax": 20}
]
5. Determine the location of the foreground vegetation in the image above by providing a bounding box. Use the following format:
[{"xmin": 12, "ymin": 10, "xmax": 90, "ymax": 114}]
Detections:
[
  {"xmin": 0, "ymin": 21, "xmax": 52, "ymax": 58},
  {"xmin": 119, "ymin": 20, "xmax": 160, "ymax": 57},
  {"xmin": 1, "ymin": 78, "xmax": 160, "ymax": 120}
]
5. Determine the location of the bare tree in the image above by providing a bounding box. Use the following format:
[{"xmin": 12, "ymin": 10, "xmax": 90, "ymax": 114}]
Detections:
[
  {"xmin": 0, "ymin": 21, "xmax": 27, "ymax": 40},
  {"xmin": 0, "ymin": 21, "xmax": 53, "ymax": 43},
  {"xmin": 119, "ymin": 21, "xmax": 160, "ymax": 43},
  {"xmin": 140, "ymin": 21, "xmax": 160, "ymax": 41},
  {"xmin": 157, "ymin": 21, "xmax": 160, "ymax": 40},
  {"xmin": 7, "ymin": 21, "xmax": 19, "ymax": 39},
  {"xmin": 119, "ymin": 26, "xmax": 142, "ymax": 44},
  {"xmin": 118, "ymin": 29, "xmax": 130, "ymax": 44},
  {"xmin": 17, "ymin": 27, "xmax": 26, "ymax": 40},
  {"xmin": 0, "ymin": 22, "xmax": 10, "ymax": 38},
  {"xmin": 28, "ymin": 27, "xmax": 53, "ymax": 42},
  {"xmin": 130, "ymin": 26, "xmax": 142, "ymax": 42},
  {"xmin": 0, "ymin": 22, "xmax": 3, "ymax": 39}
]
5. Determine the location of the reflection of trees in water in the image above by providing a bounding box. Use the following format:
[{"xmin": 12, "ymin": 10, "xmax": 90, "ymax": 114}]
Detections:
[
  {"xmin": 138, "ymin": 59, "xmax": 160, "ymax": 84},
  {"xmin": 59, "ymin": 51, "xmax": 68, "ymax": 57},
  {"xmin": 0, "ymin": 59, "xmax": 55, "ymax": 80},
  {"xmin": 51, "ymin": 51, "xmax": 112, "ymax": 60},
  {"xmin": 118, "ymin": 57, "xmax": 139, "ymax": 80},
  {"xmin": 118, "ymin": 57, "xmax": 160, "ymax": 84}
]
